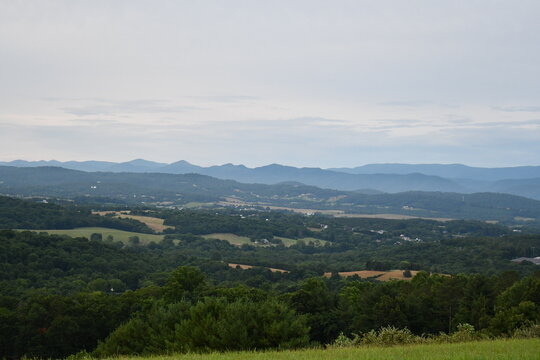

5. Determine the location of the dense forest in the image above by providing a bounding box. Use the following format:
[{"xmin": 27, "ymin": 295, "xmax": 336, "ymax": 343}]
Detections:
[
  {"xmin": 0, "ymin": 196, "xmax": 152, "ymax": 233},
  {"xmin": 1, "ymin": 196, "xmax": 540, "ymax": 359},
  {"xmin": 1, "ymin": 230, "xmax": 538, "ymax": 358}
]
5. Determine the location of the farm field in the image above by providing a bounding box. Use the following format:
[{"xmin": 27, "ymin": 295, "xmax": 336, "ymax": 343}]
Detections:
[
  {"xmin": 228, "ymin": 263, "xmax": 289, "ymax": 273},
  {"xmin": 202, "ymin": 233, "xmax": 252, "ymax": 245},
  {"xmin": 25, "ymin": 227, "xmax": 164, "ymax": 245},
  {"xmin": 93, "ymin": 211, "xmax": 174, "ymax": 232},
  {"xmin": 202, "ymin": 233, "xmax": 327, "ymax": 247},
  {"xmin": 102, "ymin": 339, "xmax": 540, "ymax": 360},
  {"xmin": 323, "ymin": 270, "xmax": 421, "ymax": 281}
]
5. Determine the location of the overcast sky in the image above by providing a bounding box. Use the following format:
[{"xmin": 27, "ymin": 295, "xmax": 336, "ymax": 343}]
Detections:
[{"xmin": 1, "ymin": 0, "xmax": 539, "ymax": 168}]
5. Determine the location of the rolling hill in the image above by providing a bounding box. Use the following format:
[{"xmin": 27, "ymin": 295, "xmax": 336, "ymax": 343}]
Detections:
[
  {"xmin": 2, "ymin": 160, "xmax": 540, "ymax": 199},
  {"xmin": 1, "ymin": 166, "xmax": 540, "ymax": 224}
]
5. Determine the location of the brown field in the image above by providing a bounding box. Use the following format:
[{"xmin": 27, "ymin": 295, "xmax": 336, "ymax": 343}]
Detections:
[
  {"xmin": 218, "ymin": 200, "xmax": 455, "ymax": 221},
  {"xmin": 228, "ymin": 263, "xmax": 289, "ymax": 273},
  {"xmin": 93, "ymin": 211, "xmax": 173, "ymax": 232},
  {"xmin": 323, "ymin": 270, "xmax": 420, "ymax": 281},
  {"xmin": 218, "ymin": 201, "xmax": 345, "ymax": 216}
]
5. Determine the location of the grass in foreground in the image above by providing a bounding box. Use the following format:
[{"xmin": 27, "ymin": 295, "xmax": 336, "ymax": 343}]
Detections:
[
  {"xmin": 27, "ymin": 227, "xmax": 164, "ymax": 245},
  {"xmin": 102, "ymin": 339, "xmax": 540, "ymax": 360}
]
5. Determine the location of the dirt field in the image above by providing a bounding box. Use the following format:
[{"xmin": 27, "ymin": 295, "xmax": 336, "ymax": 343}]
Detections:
[
  {"xmin": 323, "ymin": 270, "xmax": 420, "ymax": 281},
  {"xmin": 228, "ymin": 263, "xmax": 289, "ymax": 273}
]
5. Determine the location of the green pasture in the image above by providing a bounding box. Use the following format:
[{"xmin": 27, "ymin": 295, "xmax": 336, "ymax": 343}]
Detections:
[
  {"xmin": 26, "ymin": 227, "xmax": 164, "ymax": 245},
  {"xmin": 202, "ymin": 233, "xmax": 328, "ymax": 247}
]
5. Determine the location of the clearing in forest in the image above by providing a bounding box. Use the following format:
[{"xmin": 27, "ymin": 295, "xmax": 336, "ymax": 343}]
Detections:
[
  {"xmin": 202, "ymin": 233, "xmax": 327, "ymax": 247},
  {"xmin": 323, "ymin": 270, "xmax": 420, "ymax": 281},
  {"xmin": 26, "ymin": 227, "xmax": 164, "ymax": 245},
  {"xmin": 93, "ymin": 211, "xmax": 174, "ymax": 232},
  {"xmin": 228, "ymin": 263, "xmax": 289, "ymax": 273}
]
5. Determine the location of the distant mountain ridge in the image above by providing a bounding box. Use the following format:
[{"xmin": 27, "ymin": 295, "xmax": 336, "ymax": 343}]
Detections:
[
  {"xmin": 329, "ymin": 163, "xmax": 540, "ymax": 181},
  {"xmin": 1, "ymin": 159, "xmax": 540, "ymax": 199},
  {"xmin": 1, "ymin": 165, "xmax": 540, "ymax": 224}
]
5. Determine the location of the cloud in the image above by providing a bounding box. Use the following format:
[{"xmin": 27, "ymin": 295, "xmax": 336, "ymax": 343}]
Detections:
[
  {"xmin": 379, "ymin": 100, "xmax": 433, "ymax": 107},
  {"xmin": 62, "ymin": 99, "xmax": 202, "ymax": 116},
  {"xmin": 493, "ymin": 106, "xmax": 540, "ymax": 112},
  {"xmin": 185, "ymin": 95, "xmax": 260, "ymax": 103}
]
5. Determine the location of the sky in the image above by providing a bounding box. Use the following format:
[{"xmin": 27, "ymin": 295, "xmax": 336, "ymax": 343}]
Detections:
[{"xmin": 1, "ymin": 0, "xmax": 540, "ymax": 168}]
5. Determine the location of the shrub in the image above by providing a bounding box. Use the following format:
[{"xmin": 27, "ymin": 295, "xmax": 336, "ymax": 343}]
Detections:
[
  {"xmin": 512, "ymin": 324, "xmax": 540, "ymax": 339},
  {"xmin": 362, "ymin": 326, "xmax": 419, "ymax": 346}
]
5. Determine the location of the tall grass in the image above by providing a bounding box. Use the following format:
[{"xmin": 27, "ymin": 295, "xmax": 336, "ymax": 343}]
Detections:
[{"xmin": 91, "ymin": 339, "xmax": 539, "ymax": 360}]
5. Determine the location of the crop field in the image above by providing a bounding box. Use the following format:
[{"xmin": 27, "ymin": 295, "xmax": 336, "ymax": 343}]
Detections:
[
  {"xmin": 202, "ymin": 233, "xmax": 327, "ymax": 247},
  {"xmin": 102, "ymin": 339, "xmax": 540, "ymax": 360},
  {"xmin": 202, "ymin": 233, "xmax": 252, "ymax": 245},
  {"xmin": 27, "ymin": 227, "xmax": 164, "ymax": 245},
  {"xmin": 93, "ymin": 211, "xmax": 174, "ymax": 232},
  {"xmin": 323, "ymin": 270, "xmax": 421, "ymax": 281},
  {"xmin": 228, "ymin": 263, "xmax": 289, "ymax": 273}
]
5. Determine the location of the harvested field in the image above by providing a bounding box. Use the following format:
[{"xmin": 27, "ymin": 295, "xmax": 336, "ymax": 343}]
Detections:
[
  {"xmin": 93, "ymin": 211, "xmax": 173, "ymax": 232},
  {"xmin": 323, "ymin": 270, "xmax": 420, "ymax": 281},
  {"xmin": 228, "ymin": 263, "xmax": 289, "ymax": 273}
]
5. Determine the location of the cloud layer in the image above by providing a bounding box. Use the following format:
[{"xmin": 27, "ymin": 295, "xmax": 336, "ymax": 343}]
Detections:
[{"xmin": 1, "ymin": 1, "xmax": 539, "ymax": 167}]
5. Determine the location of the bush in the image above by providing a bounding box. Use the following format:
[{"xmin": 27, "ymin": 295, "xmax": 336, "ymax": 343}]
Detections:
[
  {"xmin": 173, "ymin": 297, "xmax": 309, "ymax": 352},
  {"xmin": 512, "ymin": 324, "xmax": 540, "ymax": 339},
  {"xmin": 330, "ymin": 332, "xmax": 361, "ymax": 348},
  {"xmin": 362, "ymin": 326, "xmax": 419, "ymax": 346},
  {"xmin": 330, "ymin": 327, "xmax": 420, "ymax": 347},
  {"xmin": 448, "ymin": 323, "xmax": 478, "ymax": 342}
]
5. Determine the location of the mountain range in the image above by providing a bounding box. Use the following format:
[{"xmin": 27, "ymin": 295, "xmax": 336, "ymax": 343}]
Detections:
[
  {"xmin": 1, "ymin": 159, "xmax": 540, "ymax": 200},
  {"xmin": 1, "ymin": 165, "xmax": 540, "ymax": 225}
]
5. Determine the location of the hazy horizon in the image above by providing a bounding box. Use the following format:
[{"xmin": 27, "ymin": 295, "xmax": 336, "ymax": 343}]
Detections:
[
  {"xmin": 1, "ymin": 1, "xmax": 539, "ymax": 168},
  {"xmin": 2, "ymin": 157, "xmax": 540, "ymax": 170}
]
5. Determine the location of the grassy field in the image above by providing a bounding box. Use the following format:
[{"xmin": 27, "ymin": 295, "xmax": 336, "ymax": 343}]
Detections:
[
  {"xmin": 102, "ymin": 339, "xmax": 540, "ymax": 360},
  {"xmin": 202, "ymin": 233, "xmax": 327, "ymax": 247},
  {"xmin": 202, "ymin": 233, "xmax": 252, "ymax": 245},
  {"xmin": 28, "ymin": 227, "xmax": 164, "ymax": 245}
]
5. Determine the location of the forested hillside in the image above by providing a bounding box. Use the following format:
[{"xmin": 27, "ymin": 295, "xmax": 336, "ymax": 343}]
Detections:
[
  {"xmin": 1, "ymin": 229, "xmax": 539, "ymax": 358},
  {"xmin": 1, "ymin": 194, "xmax": 540, "ymax": 359},
  {"xmin": 0, "ymin": 196, "xmax": 152, "ymax": 232},
  {"xmin": 2, "ymin": 166, "xmax": 540, "ymax": 225}
]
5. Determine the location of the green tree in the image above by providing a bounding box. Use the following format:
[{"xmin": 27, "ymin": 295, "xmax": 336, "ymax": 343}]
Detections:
[{"xmin": 163, "ymin": 266, "xmax": 206, "ymax": 303}]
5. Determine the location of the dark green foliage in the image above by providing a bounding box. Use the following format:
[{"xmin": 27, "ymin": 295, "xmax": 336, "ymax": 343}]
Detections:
[
  {"xmin": 94, "ymin": 297, "xmax": 309, "ymax": 356},
  {"xmin": 163, "ymin": 266, "xmax": 207, "ymax": 303},
  {"xmin": 0, "ymin": 195, "xmax": 153, "ymax": 233},
  {"xmin": 1, "ymin": 200, "xmax": 540, "ymax": 359},
  {"xmin": 173, "ymin": 297, "xmax": 309, "ymax": 353}
]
